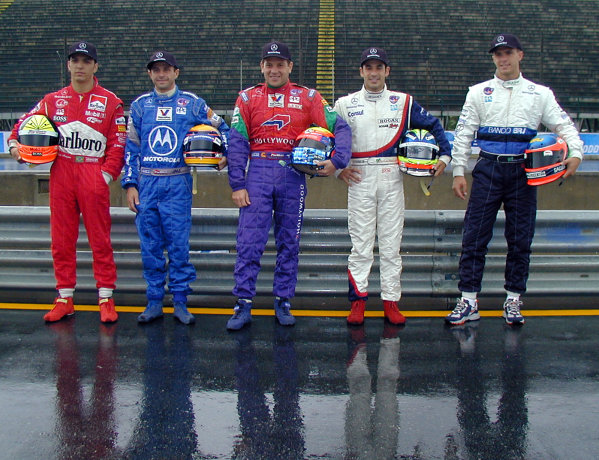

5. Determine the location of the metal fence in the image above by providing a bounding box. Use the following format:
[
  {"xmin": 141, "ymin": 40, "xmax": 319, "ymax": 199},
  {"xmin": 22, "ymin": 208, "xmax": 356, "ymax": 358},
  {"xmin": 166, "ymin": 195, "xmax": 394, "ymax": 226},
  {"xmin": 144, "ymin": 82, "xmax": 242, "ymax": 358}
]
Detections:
[{"xmin": 1, "ymin": 206, "xmax": 598, "ymax": 309}]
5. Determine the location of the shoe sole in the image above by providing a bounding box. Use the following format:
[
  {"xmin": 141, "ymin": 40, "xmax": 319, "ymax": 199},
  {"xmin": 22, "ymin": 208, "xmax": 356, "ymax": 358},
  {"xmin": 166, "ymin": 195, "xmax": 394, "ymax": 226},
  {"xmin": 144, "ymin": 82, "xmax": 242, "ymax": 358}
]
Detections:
[
  {"xmin": 503, "ymin": 314, "xmax": 525, "ymax": 325},
  {"xmin": 445, "ymin": 313, "xmax": 481, "ymax": 326},
  {"xmin": 44, "ymin": 310, "xmax": 75, "ymax": 322},
  {"xmin": 137, "ymin": 314, "xmax": 164, "ymax": 324}
]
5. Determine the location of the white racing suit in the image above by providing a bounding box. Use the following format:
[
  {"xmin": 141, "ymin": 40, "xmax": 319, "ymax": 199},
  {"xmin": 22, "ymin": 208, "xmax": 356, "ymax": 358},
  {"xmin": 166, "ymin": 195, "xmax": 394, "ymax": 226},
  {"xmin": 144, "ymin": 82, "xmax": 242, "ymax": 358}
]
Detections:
[{"xmin": 334, "ymin": 86, "xmax": 451, "ymax": 302}]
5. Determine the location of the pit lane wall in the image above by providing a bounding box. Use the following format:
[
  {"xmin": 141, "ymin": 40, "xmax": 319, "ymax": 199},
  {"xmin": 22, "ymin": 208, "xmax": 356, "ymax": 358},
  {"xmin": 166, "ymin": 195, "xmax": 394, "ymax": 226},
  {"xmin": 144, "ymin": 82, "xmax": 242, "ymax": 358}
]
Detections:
[
  {"xmin": 1, "ymin": 207, "xmax": 598, "ymax": 309},
  {"xmin": 2, "ymin": 132, "xmax": 599, "ymax": 209}
]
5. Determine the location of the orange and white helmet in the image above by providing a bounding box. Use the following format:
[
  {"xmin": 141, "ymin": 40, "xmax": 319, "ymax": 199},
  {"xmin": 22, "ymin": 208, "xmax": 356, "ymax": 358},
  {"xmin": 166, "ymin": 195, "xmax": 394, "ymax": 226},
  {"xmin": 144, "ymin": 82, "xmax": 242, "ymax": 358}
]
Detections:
[
  {"xmin": 17, "ymin": 114, "xmax": 59, "ymax": 164},
  {"xmin": 290, "ymin": 126, "xmax": 335, "ymax": 176},
  {"xmin": 183, "ymin": 124, "xmax": 224, "ymax": 169}
]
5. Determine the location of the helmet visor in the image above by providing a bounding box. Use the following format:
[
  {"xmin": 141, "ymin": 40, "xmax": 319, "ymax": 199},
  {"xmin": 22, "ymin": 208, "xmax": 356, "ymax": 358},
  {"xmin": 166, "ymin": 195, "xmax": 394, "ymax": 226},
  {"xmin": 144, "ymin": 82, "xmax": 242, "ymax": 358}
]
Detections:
[
  {"xmin": 525, "ymin": 149, "xmax": 565, "ymax": 169},
  {"xmin": 19, "ymin": 131, "xmax": 58, "ymax": 147},
  {"xmin": 184, "ymin": 135, "xmax": 222, "ymax": 154},
  {"xmin": 401, "ymin": 144, "xmax": 437, "ymax": 160}
]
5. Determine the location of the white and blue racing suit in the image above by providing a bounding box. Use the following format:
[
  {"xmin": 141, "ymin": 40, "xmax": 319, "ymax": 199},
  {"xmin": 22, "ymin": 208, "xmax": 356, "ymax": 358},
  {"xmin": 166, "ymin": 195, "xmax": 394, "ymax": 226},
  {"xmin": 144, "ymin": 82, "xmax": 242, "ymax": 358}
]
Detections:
[{"xmin": 452, "ymin": 73, "xmax": 583, "ymax": 294}]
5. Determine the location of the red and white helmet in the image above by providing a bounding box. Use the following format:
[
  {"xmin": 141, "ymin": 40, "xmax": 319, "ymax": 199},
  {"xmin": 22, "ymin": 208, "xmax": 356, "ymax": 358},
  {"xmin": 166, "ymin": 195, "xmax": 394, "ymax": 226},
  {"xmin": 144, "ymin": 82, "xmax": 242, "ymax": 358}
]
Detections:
[{"xmin": 524, "ymin": 134, "xmax": 568, "ymax": 186}]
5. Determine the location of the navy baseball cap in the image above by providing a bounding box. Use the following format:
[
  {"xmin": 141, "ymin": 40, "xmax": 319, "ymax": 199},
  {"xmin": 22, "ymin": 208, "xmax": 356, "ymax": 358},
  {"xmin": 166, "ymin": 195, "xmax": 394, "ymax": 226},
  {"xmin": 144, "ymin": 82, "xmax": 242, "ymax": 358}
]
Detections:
[
  {"xmin": 261, "ymin": 41, "xmax": 292, "ymax": 61},
  {"xmin": 68, "ymin": 41, "xmax": 98, "ymax": 61},
  {"xmin": 147, "ymin": 51, "xmax": 179, "ymax": 69},
  {"xmin": 489, "ymin": 34, "xmax": 523, "ymax": 53},
  {"xmin": 360, "ymin": 47, "xmax": 389, "ymax": 66}
]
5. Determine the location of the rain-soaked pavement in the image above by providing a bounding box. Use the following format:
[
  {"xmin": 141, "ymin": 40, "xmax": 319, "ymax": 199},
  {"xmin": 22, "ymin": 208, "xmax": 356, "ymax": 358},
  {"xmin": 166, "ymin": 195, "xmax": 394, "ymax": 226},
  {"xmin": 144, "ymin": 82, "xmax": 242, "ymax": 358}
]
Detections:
[{"xmin": 1, "ymin": 309, "xmax": 598, "ymax": 459}]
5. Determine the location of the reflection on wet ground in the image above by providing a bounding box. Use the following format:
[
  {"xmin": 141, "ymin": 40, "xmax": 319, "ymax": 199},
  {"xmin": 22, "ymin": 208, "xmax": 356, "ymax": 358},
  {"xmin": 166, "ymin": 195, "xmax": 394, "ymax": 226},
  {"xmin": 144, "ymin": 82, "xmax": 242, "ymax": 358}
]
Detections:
[{"xmin": 1, "ymin": 310, "xmax": 598, "ymax": 459}]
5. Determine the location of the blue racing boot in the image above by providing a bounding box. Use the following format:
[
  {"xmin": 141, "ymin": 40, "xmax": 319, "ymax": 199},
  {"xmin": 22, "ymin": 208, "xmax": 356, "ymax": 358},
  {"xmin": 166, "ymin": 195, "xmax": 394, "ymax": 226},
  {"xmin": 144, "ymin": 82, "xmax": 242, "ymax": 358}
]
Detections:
[
  {"xmin": 138, "ymin": 299, "xmax": 164, "ymax": 323},
  {"xmin": 174, "ymin": 302, "xmax": 195, "ymax": 325},
  {"xmin": 274, "ymin": 297, "xmax": 296, "ymax": 326},
  {"xmin": 226, "ymin": 299, "xmax": 253, "ymax": 331}
]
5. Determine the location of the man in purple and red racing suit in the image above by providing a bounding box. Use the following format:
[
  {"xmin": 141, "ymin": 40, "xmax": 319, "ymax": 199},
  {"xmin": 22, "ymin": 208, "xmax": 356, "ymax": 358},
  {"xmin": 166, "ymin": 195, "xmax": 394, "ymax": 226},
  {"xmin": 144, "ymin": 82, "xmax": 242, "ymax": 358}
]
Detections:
[
  {"xmin": 8, "ymin": 41, "xmax": 126, "ymax": 324},
  {"xmin": 226, "ymin": 41, "xmax": 352, "ymax": 330}
]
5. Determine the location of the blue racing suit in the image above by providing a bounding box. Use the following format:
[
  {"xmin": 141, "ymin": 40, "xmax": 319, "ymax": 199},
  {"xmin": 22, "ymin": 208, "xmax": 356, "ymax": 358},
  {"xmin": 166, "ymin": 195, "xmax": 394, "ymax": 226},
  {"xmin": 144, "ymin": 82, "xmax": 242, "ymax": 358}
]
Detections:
[{"xmin": 122, "ymin": 86, "xmax": 229, "ymax": 301}]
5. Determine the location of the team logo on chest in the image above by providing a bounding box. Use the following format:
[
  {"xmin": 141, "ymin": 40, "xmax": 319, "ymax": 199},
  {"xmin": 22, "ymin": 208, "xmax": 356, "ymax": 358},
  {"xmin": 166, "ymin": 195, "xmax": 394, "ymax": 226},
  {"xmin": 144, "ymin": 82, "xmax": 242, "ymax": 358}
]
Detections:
[
  {"xmin": 262, "ymin": 114, "xmax": 290, "ymax": 130},
  {"xmin": 268, "ymin": 93, "xmax": 285, "ymax": 108},
  {"xmin": 148, "ymin": 125, "xmax": 177, "ymax": 155}
]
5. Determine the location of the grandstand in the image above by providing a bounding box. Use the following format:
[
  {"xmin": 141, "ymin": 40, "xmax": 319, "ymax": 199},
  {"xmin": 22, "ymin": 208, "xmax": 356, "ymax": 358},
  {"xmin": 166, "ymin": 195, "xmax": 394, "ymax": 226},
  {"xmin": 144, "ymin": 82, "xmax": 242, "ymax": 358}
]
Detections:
[{"xmin": 1, "ymin": 0, "xmax": 599, "ymax": 130}]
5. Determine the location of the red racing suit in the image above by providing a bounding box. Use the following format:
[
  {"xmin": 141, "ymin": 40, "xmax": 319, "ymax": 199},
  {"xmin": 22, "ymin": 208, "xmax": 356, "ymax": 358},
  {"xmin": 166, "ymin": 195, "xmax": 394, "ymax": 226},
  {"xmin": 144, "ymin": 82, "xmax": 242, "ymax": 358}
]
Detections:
[{"xmin": 10, "ymin": 78, "xmax": 126, "ymax": 291}]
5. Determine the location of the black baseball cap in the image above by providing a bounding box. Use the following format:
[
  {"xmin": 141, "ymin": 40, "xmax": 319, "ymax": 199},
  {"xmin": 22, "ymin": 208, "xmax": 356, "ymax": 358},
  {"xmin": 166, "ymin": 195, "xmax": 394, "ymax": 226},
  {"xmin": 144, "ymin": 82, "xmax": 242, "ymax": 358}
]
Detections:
[
  {"xmin": 261, "ymin": 41, "xmax": 292, "ymax": 61},
  {"xmin": 68, "ymin": 41, "xmax": 98, "ymax": 61},
  {"xmin": 360, "ymin": 47, "xmax": 389, "ymax": 66},
  {"xmin": 147, "ymin": 51, "xmax": 179, "ymax": 69},
  {"xmin": 489, "ymin": 34, "xmax": 523, "ymax": 53}
]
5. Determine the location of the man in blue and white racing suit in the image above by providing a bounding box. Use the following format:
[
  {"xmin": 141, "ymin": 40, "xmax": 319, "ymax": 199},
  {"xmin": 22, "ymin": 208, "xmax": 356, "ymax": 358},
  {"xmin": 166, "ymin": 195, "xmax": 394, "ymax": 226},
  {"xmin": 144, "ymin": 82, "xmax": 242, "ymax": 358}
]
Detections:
[
  {"xmin": 335, "ymin": 47, "xmax": 451, "ymax": 326},
  {"xmin": 122, "ymin": 51, "xmax": 229, "ymax": 324},
  {"xmin": 447, "ymin": 34, "xmax": 583, "ymax": 326}
]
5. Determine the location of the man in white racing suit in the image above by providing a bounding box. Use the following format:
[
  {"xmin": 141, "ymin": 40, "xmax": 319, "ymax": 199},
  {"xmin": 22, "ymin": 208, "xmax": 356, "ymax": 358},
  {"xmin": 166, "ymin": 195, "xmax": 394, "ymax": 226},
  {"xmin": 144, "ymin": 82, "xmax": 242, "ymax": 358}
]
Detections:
[
  {"xmin": 335, "ymin": 47, "xmax": 451, "ymax": 325},
  {"xmin": 447, "ymin": 33, "xmax": 583, "ymax": 326}
]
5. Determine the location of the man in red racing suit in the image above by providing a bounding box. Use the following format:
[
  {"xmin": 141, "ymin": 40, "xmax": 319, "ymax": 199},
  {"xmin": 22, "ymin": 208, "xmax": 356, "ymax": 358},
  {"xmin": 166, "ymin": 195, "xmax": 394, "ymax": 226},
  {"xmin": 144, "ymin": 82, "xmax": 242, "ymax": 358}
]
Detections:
[{"xmin": 9, "ymin": 41, "xmax": 126, "ymax": 323}]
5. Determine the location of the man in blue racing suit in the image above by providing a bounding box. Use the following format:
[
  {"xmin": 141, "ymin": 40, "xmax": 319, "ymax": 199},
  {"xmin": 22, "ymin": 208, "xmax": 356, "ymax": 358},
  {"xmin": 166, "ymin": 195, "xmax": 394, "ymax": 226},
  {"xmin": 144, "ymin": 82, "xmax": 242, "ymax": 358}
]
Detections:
[{"xmin": 122, "ymin": 51, "xmax": 229, "ymax": 324}]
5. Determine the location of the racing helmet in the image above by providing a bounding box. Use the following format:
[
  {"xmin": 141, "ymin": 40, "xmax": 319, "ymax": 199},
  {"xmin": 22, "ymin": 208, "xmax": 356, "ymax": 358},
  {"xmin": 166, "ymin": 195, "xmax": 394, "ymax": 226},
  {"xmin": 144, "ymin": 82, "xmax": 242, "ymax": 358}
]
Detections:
[
  {"xmin": 183, "ymin": 124, "xmax": 224, "ymax": 169},
  {"xmin": 397, "ymin": 129, "xmax": 439, "ymax": 176},
  {"xmin": 524, "ymin": 134, "xmax": 568, "ymax": 186},
  {"xmin": 290, "ymin": 126, "xmax": 335, "ymax": 176},
  {"xmin": 17, "ymin": 114, "xmax": 59, "ymax": 164}
]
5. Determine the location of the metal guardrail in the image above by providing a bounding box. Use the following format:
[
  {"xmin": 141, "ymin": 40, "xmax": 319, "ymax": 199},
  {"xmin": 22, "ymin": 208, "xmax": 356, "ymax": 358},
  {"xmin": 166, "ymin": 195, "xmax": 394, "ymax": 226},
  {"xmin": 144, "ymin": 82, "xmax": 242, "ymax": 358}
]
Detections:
[{"xmin": 1, "ymin": 206, "xmax": 598, "ymax": 308}]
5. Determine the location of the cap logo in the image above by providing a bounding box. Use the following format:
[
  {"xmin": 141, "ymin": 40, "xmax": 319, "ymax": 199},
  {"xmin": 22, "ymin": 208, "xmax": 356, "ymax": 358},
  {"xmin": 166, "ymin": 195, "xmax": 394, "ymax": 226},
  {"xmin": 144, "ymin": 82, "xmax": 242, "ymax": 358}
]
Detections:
[
  {"xmin": 270, "ymin": 44, "xmax": 279, "ymax": 52},
  {"xmin": 156, "ymin": 52, "xmax": 163, "ymax": 58},
  {"xmin": 78, "ymin": 42, "xmax": 87, "ymax": 50},
  {"xmin": 370, "ymin": 48, "xmax": 378, "ymax": 55},
  {"xmin": 497, "ymin": 35, "xmax": 504, "ymax": 43}
]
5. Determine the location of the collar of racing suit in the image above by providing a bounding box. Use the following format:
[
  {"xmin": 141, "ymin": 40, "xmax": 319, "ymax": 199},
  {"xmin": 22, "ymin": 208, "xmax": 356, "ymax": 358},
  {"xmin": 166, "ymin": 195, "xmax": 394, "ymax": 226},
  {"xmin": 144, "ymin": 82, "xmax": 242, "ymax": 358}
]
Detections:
[
  {"xmin": 362, "ymin": 84, "xmax": 387, "ymax": 102},
  {"xmin": 153, "ymin": 85, "xmax": 179, "ymax": 100},
  {"xmin": 494, "ymin": 73, "xmax": 523, "ymax": 89}
]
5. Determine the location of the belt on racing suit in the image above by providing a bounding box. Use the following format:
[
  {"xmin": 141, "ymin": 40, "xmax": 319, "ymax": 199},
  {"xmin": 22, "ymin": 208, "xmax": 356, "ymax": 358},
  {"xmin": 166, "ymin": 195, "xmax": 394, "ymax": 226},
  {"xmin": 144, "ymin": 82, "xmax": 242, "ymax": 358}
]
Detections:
[
  {"xmin": 58, "ymin": 152, "xmax": 101, "ymax": 163},
  {"xmin": 350, "ymin": 156, "xmax": 398, "ymax": 166},
  {"xmin": 140, "ymin": 166, "xmax": 191, "ymax": 176},
  {"xmin": 250, "ymin": 151, "xmax": 291, "ymax": 161},
  {"xmin": 479, "ymin": 151, "xmax": 525, "ymax": 163}
]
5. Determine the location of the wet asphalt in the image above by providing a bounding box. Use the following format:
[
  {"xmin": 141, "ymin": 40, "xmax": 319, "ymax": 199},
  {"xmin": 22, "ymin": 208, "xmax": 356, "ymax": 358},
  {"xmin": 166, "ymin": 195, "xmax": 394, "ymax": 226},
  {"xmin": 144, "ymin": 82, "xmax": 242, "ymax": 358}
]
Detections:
[{"xmin": 1, "ymin": 309, "xmax": 598, "ymax": 459}]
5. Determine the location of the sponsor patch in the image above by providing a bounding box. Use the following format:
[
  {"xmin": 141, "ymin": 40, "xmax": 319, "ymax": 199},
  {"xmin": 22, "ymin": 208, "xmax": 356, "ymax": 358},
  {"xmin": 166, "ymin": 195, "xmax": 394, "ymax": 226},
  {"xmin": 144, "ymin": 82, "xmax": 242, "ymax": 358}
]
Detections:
[
  {"xmin": 176, "ymin": 107, "xmax": 187, "ymax": 115},
  {"xmin": 156, "ymin": 107, "xmax": 173, "ymax": 122},
  {"xmin": 268, "ymin": 94, "xmax": 285, "ymax": 108},
  {"xmin": 56, "ymin": 98, "xmax": 69, "ymax": 108},
  {"xmin": 88, "ymin": 94, "xmax": 107, "ymax": 112},
  {"xmin": 53, "ymin": 115, "xmax": 67, "ymax": 122}
]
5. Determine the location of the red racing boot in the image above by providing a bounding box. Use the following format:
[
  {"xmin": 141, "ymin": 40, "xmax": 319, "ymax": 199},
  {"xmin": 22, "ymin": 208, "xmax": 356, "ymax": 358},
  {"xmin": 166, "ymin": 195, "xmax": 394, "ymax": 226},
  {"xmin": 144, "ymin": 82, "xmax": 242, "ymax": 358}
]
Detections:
[
  {"xmin": 99, "ymin": 297, "xmax": 118, "ymax": 323},
  {"xmin": 44, "ymin": 297, "xmax": 75, "ymax": 322},
  {"xmin": 347, "ymin": 299, "xmax": 366, "ymax": 325},
  {"xmin": 383, "ymin": 300, "xmax": 406, "ymax": 325}
]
